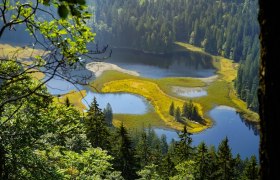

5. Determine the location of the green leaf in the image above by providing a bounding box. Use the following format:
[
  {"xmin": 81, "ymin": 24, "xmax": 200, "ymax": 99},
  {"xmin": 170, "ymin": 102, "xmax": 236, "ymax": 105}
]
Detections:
[
  {"xmin": 43, "ymin": 0, "xmax": 50, "ymax": 6},
  {"xmin": 58, "ymin": 29, "xmax": 67, "ymax": 35},
  {"xmin": 58, "ymin": 5, "xmax": 69, "ymax": 19},
  {"xmin": 76, "ymin": 0, "xmax": 86, "ymax": 5}
]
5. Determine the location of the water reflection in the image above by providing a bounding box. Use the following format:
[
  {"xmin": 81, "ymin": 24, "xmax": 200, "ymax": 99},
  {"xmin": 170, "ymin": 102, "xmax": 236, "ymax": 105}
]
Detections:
[
  {"xmin": 154, "ymin": 106, "xmax": 259, "ymax": 159},
  {"xmin": 82, "ymin": 91, "xmax": 150, "ymax": 114},
  {"xmin": 46, "ymin": 75, "xmax": 150, "ymax": 114},
  {"xmin": 172, "ymin": 86, "xmax": 207, "ymax": 98},
  {"xmin": 108, "ymin": 48, "xmax": 216, "ymax": 78}
]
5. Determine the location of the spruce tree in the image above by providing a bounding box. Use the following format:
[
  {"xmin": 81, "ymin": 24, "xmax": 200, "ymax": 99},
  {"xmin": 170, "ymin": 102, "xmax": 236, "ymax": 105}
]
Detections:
[
  {"xmin": 135, "ymin": 130, "xmax": 151, "ymax": 168},
  {"xmin": 159, "ymin": 153, "xmax": 176, "ymax": 178},
  {"xmin": 242, "ymin": 155, "xmax": 259, "ymax": 180},
  {"xmin": 103, "ymin": 103, "xmax": 113, "ymax": 127},
  {"xmin": 169, "ymin": 102, "xmax": 175, "ymax": 116},
  {"xmin": 195, "ymin": 142, "xmax": 210, "ymax": 180},
  {"xmin": 188, "ymin": 100, "xmax": 194, "ymax": 119},
  {"xmin": 173, "ymin": 126, "xmax": 193, "ymax": 163},
  {"xmin": 85, "ymin": 97, "xmax": 111, "ymax": 150},
  {"xmin": 182, "ymin": 101, "xmax": 189, "ymax": 118},
  {"xmin": 65, "ymin": 97, "xmax": 71, "ymax": 107},
  {"xmin": 208, "ymin": 145, "xmax": 219, "ymax": 179},
  {"xmin": 217, "ymin": 137, "xmax": 234, "ymax": 180},
  {"xmin": 113, "ymin": 123, "xmax": 137, "ymax": 179},
  {"xmin": 233, "ymin": 154, "xmax": 245, "ymax": 179},
  {"xmin": 160, "ymin": 135, "xmax": 168, "ymax": 155},
  {"xmin": 175, "ymin": 107, "xmax": 181, "ymax": 122}
]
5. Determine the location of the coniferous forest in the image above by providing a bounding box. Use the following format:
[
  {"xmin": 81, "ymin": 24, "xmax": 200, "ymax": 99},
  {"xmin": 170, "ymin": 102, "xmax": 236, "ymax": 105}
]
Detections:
[
  {"xmin": 91, "ymin": 0, "xmax": 260, "ymax": 111},
  {"xmin": 0, "ymin": 0, "xmax": 260, "ymax": 179}
]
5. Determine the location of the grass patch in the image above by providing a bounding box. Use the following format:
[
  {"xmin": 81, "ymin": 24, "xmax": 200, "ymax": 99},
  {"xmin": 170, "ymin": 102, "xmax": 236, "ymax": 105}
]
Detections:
[
  {"xmin": 0, "ymin": 44, "xmax": 46, "ymax": 80},
  {"xmin": 101, "ymin": 78, "xmax": 211, "ymax": 132},
  {"xmin": 0, "ymin": 44, "xmax": 45, "ymax": 60},
  {"xmin": 53, "ymin": 90, "xmax": 87, "ymax": 112},
  {"xmin": 92, "ymin": 70, "xmax": 139, "ymax": 91},
  {"xmin": 113, "ymin": 111, "xmax": 166, "ymax": 130},
  {"xmin": 174, "ymin": 42, "xmax": 206, "ymax": 54},
  {"xmin": 153, "ymin": 77, "xmax": 206, "ymax": 98}
]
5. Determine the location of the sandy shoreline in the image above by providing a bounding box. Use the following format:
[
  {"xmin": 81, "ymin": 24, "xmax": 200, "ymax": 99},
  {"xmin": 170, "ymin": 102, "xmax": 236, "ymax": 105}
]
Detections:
[
  {"xmin": 197, "ymin": 75, "xmax": 218, "ymax": 84},
  {"xmin": 86, "ymin": 62, "xmax": 139, "ymax": 77}
]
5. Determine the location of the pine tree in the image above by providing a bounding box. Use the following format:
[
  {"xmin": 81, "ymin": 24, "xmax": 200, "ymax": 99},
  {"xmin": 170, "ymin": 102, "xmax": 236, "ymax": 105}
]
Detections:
[
  {"xmin": 233, "ymin": 154, "xmax": 245, "ymax": 179},
  {"xmin": 192, "ymin": 106, "xmax": 201, "ymax": 122},
  {"xmin": 85, "ymin": 97, "xmax": 111, "ymax": 150},
  {"xmin": 173, "ymin": 126, "xmax": 193, "ymax": 163},
  {"xmin": 103, "ymin": 103, "xmax": 113, "ymax": 127},
  {"xmin": 188, "ymin": 100, "xmax": 194, "ymax": 119},
  {"xmin": 113, "ymin": 123, "xmax": 138, "ymax": 179},
  {"xmin": 182, "ymin": 101, "xmax": 189, "ymax": 118},
  {"xmin": 159, "ymin": 153, "xmax": 176, "ymax": 178},
  {"xmin": 217, "ymin": 137, "xmax": 234, "ymax": 180},
  {"xmin": 65, "ymin": 97, "xmax": 71, "ymax": 107},
  {"xmin": 195, "ymin": 142, "xmax": 210, "ymax": 180},
  {"xmin": 169, "ymin": 102, "xmax": 175, "ymax": 116},
  {"xmin": 208, "ymin": 145, "xmax": 219, "ymax": 179},
  {"xmin": 175, "ymin": 107, "xmax": 181, "ymax": 122},
  {"xmin": 135, "ymin": 130, "xmax": 151, "ymax": 168},
  {"xmin": 160, "ymin": 135, "xmax": 168, "ymax": 155},
  {"xmin": 242, "ymin": 155, "xmax": 259, "ymax": 180}
]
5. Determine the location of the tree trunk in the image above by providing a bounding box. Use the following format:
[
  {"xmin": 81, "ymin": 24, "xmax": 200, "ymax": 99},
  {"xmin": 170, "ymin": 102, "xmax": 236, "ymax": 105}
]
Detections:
[{"xmin": 258, "ymin": 0, "xmax": 280, "ymax": 178}]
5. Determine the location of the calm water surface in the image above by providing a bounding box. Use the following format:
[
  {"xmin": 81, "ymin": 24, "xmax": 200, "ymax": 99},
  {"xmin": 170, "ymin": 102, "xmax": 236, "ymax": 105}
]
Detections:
[
  {"xmin": 154, "ymin": 106, "xmax": 259, "ymax": 159},
  {"xmin": 108, "ymin": 49, "xmax": 216, "ymax": 78},
  {"xmin": 46, "ymin": 76, "xmax": 149, "ymax": 114}
]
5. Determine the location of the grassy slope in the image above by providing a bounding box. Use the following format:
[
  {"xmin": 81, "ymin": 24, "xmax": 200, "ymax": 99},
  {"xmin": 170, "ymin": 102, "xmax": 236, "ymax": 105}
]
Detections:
[
  {"xmin": 0, "ymin": 44, "xmax": 46, "ymax": 80},
  {"xmin": 113, "ymin": 112, "xmax": 166, "ymax": 130},
  {"xmin": 53, "ymin": 90, "xmax": 87, "ymax": 112}
]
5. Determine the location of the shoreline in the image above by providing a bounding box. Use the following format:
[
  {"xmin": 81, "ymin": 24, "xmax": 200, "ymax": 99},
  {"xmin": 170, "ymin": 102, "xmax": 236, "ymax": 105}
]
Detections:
[{"xmin": 86, "ymin": 62, "xmax": 139, "ymax": 77}]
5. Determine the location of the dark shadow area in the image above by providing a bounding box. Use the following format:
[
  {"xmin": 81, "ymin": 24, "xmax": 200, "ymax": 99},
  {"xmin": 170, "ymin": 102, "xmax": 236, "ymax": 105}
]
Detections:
[{"xmin": 259, "ymin": 0, "xmax": 280, "ymax": 178}]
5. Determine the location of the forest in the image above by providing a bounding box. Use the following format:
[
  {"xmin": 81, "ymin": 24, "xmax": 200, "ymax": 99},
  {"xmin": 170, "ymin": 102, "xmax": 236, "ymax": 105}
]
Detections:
[
  {"xmin": 91, "ymin": 0, "xmax": 259, "ymax": 112},
  {"xmin": 0, "ymin": 0, "xmax": 260, "ymax": 179}
]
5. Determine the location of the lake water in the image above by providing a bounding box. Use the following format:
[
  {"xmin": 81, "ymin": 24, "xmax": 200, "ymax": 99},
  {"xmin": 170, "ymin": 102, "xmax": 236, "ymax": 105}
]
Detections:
[
  {"xmin": 46, "ymin": 76, "xmax": 149, "ymax": 114},
  {"xmin": 82, "ymin": 91, "xmax": 150, "ymax": 114},
  {"xmin": 172, "ymin": 86, "xmax": 208, "ymax": 98},
  {"xmin": 154, "ymin": 106, "xmax": 259, "ymax": 159},
  {"xmin": 107, "ymin": 48, "xmax": 216, "ymax": 78}
]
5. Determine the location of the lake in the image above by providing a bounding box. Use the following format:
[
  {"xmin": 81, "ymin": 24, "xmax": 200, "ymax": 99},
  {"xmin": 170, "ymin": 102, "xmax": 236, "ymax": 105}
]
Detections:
[
  {"xmin": 154, "ymin": 106, "xmax": 259, "ymax": 159},
  {"xmin": 172, "ymin": 86, "xmax": 208, "ymax": 98},
  {"xmin": 45, "ymin": 49, "xmax": 259, "ymax": 159},
  {"xmin": 82, "ymin": 91, "xmax": 150, "ymax": 114},
  {"xmin": 107, "ymin": 48, "xmax": 216, "ymax": 78},
  {"xmin": 46, "ymin": 76, "xmax": 150, "ymax": 114}
]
